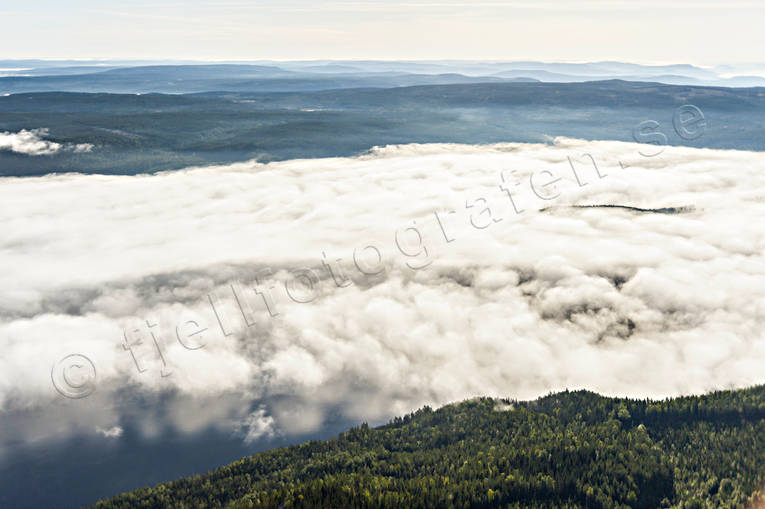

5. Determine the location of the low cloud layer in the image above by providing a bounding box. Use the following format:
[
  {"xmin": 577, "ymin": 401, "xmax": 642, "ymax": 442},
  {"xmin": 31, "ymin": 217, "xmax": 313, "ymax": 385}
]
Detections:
[
  {"xmin": 0, "ymin": 128, "xmax": 93, "ymax": 156},
  {"xmin": 2, "ymin": 138, "xmax": 764, "ymax": 449}
]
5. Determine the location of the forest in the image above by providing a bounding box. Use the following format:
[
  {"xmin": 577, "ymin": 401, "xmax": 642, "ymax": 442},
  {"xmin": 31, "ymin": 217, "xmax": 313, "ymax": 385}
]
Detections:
[
  {"xmin": 3, "ymin": 80, "xmax": 765, "ymax": 177},
  {"xmin": 92, "ymin": 385, "xmax": 765, "ymax": 508}
]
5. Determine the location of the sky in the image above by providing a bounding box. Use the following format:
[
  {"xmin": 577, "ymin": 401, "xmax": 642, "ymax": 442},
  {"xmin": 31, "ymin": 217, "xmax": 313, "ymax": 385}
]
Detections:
[{"xmin": 1, "ymin": 0, "xmax": 763, "ymax": 64}]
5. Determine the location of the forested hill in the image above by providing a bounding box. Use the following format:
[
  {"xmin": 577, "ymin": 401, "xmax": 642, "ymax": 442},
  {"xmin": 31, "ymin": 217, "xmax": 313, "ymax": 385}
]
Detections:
[
  {"xmin": 4, "ymin": 80, "xmax": 765, "ymax": 177},
  {"xmin": 92, "ymin": 386, "xmax": 765, "ymax": 508}
]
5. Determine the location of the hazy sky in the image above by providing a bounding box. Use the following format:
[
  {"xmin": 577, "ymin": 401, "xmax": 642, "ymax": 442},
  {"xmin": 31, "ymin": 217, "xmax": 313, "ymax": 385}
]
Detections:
[{"xmin": 1, "ymin": 0, "xmax": 763, "ymax": 64}]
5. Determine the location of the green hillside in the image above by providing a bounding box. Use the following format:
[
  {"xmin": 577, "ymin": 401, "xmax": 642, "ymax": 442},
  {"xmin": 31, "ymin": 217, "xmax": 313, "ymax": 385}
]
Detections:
[{"xmin": 92, "ymin": 386, "xmax": 765, "ymax": 508}]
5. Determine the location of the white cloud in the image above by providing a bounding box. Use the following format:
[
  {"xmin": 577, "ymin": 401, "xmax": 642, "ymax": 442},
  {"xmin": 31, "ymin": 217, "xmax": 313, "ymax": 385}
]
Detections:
[
  {"xmin": 237, "ymin": 406, "xmax": 277, "ymax": 443},
  {"xmin": 0, "ymin": 129, "xmax": 62, "ymax": 156},
  {"xmin": 1, "ymin": 138, "xmax": 765, "ymax": 448},
  {"xmin": 96, "ymin": 425, "xmax": 123, "ymax": 438},
  {"xmin": 0, "ymin": 128, "xmax": 93, "ymax": 156}
]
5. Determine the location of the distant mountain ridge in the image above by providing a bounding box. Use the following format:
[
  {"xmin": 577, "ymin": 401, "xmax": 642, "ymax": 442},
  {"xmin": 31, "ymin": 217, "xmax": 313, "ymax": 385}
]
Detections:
[{"xmin": 1, "ymin": 60, "xmax": 764, "ymax": 94}]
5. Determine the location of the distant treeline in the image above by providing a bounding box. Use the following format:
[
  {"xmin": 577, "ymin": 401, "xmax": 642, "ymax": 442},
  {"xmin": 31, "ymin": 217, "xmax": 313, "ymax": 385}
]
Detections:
[{"xmin": 2, "ymin": 80, "xmax": 765, "ymax": 177}]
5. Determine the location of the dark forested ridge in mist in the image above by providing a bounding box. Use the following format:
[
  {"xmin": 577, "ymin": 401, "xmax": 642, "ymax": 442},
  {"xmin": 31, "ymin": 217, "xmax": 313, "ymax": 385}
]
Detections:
[
  {"xmin": 1, "ymin": 80, "xmax": 764, "ymax": 177},
  {"xmin": 92, "ymin": 386, "xmax": 765, "ymax": 509}
]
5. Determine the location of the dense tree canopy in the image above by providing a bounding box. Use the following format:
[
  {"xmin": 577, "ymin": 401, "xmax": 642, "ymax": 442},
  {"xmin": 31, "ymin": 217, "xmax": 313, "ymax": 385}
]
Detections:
[{"xmin": 93, "ymin": 385, "xmax": 765, "ymax": 508}]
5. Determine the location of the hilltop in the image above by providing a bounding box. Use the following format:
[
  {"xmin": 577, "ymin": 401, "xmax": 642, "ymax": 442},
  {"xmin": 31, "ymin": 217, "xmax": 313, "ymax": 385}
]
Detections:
[{"xmin": 93, "ymin": 386, "xmax": 765, "ymax": 508}]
